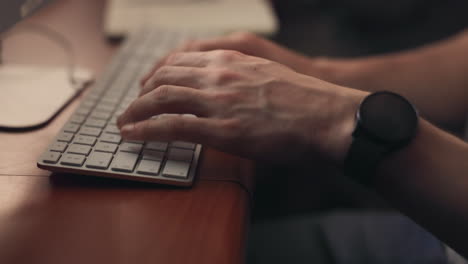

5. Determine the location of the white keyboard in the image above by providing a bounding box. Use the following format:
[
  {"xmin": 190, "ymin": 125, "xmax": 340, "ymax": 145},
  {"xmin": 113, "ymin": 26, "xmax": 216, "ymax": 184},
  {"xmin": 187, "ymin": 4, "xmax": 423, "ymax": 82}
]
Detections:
[{"xmin": 37, "ymin": 28, "xmax": 213, "ymax": 186}]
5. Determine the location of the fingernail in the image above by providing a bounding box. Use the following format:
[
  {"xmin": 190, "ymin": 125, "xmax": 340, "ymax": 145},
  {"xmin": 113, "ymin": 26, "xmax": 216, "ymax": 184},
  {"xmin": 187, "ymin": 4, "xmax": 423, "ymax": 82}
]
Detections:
[{"xmin": 121, "ymin": 123, "xmax": 135, "ymax": 135}]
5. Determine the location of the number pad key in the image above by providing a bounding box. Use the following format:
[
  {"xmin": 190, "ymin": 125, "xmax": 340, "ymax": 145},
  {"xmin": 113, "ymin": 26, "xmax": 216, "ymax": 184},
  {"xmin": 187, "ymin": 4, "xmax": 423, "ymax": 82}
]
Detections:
[
  {"xmin": 85, "ymin": 151, "xmax": 113, "ymax": 170},
  {"xmin": 111, "ymin": 152, "xmax": 139, "ymax": 172},
  {"xmin": 172, "ymin": 141, "xmax": 196, "ymax": 150},
  {"xmin": 167, "ymin": 148, "xmax": 193, "ymax": 162},
  {"xmin": 67, "ymin": 144, "xmax": 92, "ymax": 155},
  {"xmin": 100, "ymin": 133, "xmax": 121, "ymax": 144},
  {"xmin": 94, "ymin": 142, "xmax": 118, "ymax": 153},
  {"xmin": 63, "ymin": 123, "xmax": 80, "ymax": 133},
  {"xmin": 69, "ymin": 115, "xmax": 86, "ymax": 124},
  {"xmin": 42, "ymin": 151, "xmax": 61, "ymax": 164},
  {"xmin": 57, "ymin": 132, "xmax": 74, "ymax": 143},
  {"xmin": 90, "ymin": 111, "xmax": 112, "ymax": 120},
  {"xmin": 104, "ymin": 124, "xmax": 120, "ymax": 134},
  {"xmin": 79, "ymin": 127, "xmax": 102, "ymax": 137},
  {"xmin": 60, "ymin": 153, "xmax": 86, "ymax": 167},
  {"xmin": 50, "ymin": 141, "xmax": 68, "ymax": 152},
  {"xmin": 145, "ymin": 141, "xmax": 168, "ymax": 152},
  {"xmin": 119, "ymin": 142, "xmax": 143, "ymax": 154},
  {"xmin": 162, "ymin": 160, "xmax": 191, "ymax": 179},
  {"xmin": 84, "ymin": 119, "xmax": 107, "ymax": 128},
  {"xmin": 73, "ymin": 135, "xmax": 97, "ymax": 146},
  {"xmin": 136, "ymin": 160, "xmax": 162, "ymax": 176}
]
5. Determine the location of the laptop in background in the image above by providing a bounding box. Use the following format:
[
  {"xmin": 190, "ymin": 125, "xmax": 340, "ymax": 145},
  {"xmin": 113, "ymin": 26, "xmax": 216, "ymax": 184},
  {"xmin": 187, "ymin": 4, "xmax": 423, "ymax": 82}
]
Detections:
[{"xmin": 103, "ymin": 0, "xmax": 278, "ymax": 39}]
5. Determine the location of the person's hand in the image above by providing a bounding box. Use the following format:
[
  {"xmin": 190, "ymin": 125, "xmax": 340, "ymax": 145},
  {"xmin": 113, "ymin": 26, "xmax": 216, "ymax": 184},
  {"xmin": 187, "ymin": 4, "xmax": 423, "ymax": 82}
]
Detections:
[
  {"xmin": 118, "ymin": 50, "xmax": 367, "ymax": 164},
  {"xmin": 142, "ymin": 32, "xmax": 316, "ymax": 85}
]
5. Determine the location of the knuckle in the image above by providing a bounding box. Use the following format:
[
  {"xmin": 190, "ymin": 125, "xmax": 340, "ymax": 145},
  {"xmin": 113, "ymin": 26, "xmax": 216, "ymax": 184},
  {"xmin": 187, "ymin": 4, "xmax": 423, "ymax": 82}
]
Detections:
[
  {"xmin": 151, "ymin": 85, "xmax": 172, "ymax": 102},
  {"xmin": 133, "ymin": 121, "xmax": 150, "ymax": 138},
  {"xmin": 214, "ymin": 49, "xmax": 243, "ymax": 61},
  {"xmin": 154, "ymin": 65, "xmax": 170, "ymax": 78},
  {"xmin": 165, "ymin": 52, "xmax": 181, "ymax": 64},
  {"xmin": 212, "ymin": 68, "xmax": 239, "ymax": 85},
  {"xmin": 218, "ymin": 118, "xmax": 243, "ymax": 140},
  {"xmin": 211, "ymin": 90, "xmax": 242, "ymax": 105},
  {"xmin": 164, "ymin": 118, "xmax": 185, "ymax": 134}
]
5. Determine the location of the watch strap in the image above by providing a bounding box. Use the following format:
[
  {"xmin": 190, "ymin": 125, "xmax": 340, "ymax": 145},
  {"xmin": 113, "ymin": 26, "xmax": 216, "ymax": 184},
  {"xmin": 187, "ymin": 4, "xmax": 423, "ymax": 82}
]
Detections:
[{"xmin": 344, "ymin": 135, "xmax": 389, "ymax": 186}]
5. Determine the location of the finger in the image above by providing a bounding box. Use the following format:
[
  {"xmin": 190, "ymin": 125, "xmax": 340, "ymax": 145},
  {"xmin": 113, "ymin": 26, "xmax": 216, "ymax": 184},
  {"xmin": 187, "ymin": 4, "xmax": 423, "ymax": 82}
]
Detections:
[
  {"xmin": 120, "ymin": 115, "xmax": 226, "ymax": 147},
  {"xmin": 117, "ymin": 85, "xmax": 213, "ymax": 128},
  {"xmin": 182, "ymin": 33, "xmax": 254, "ymax": 53},
  {"xmin": 141, "ymin": 65, "xmax": 209, "ymax": 96},
  {"xmin": 141, "ymin": 51, "xmax": 213, "ymax": 87}
]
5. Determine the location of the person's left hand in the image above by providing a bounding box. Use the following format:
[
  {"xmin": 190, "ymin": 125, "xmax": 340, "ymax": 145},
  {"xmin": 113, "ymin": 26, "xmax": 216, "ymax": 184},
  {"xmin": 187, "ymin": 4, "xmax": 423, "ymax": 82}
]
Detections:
[{"xmin": 117, "ymin": 50, "xmax": 367, "ymax": 165}]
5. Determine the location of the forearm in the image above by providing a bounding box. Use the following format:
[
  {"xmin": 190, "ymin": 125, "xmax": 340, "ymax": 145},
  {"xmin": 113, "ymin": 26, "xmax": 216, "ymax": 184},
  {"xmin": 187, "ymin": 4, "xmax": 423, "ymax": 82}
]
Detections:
[
  {"xmin": 311, "ymin": 30, "xmax": 468, "ymax": 131},
  {"xmin": 375, "ymin": 119, "xmax": 468, "ymax": 256}
]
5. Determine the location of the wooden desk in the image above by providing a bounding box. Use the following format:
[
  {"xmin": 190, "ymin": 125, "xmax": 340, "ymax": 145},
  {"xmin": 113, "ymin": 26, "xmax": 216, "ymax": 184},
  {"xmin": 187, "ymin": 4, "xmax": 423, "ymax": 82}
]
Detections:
[{"xmin": 0, "ymin": 1, "xmax": 254, "ymax": 263}]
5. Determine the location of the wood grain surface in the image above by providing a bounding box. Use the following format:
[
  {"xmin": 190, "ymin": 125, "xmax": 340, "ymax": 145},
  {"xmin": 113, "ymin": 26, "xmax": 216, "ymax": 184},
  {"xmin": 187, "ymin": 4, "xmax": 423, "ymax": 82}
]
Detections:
[{"xmin": 0, "ymin": 1, "xmax": 254, "ymax": 263}]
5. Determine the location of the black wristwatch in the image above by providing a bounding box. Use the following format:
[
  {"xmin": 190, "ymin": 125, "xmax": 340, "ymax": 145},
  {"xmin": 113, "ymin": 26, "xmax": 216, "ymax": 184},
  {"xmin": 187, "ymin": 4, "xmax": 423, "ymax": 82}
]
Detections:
[{"xmin": 344, "ymin": 91, "xmax": 419, "ymax": 186}]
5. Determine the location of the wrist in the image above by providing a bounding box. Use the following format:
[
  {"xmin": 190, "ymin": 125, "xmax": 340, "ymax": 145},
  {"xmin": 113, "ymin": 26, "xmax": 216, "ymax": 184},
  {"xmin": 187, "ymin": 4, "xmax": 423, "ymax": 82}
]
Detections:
[
  {"xmin": 307, "ymin": 56, "xmax": 407, "ymax": 93},
  {"xmin": 306, "ymin": 57, "xmax": 367, "ymax": 87},
  {"xmin": 322, "ymin": 87, "xmax": 368, "ymax": 165}
]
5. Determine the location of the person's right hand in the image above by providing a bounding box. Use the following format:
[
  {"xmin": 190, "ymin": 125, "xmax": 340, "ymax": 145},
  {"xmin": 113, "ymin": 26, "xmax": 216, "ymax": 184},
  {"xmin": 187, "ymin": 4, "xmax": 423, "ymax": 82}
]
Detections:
[
  {"xmin": 142, "ymin": 32, "xmax": 316, "ymax": 85},
  {"xmin": 119, "ymin": 50, "xmax": 367, "ymax": 165}
]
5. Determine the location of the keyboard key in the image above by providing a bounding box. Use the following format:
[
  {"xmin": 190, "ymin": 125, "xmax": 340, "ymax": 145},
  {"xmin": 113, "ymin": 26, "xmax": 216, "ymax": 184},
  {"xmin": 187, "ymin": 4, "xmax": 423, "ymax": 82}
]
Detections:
[
  {"xmin": 94, "ymin": 142, "xmax": 118, "ymax": 153},
  {"xmin": 84, "ymin": 119, "xmax": 107, "ymax": 128},
  {"xmin": 100, "ymin": 97, "xmax": 120, "ymax": 106},
  {"xmin": 76, "ymin": 107, "xmax": 92, "ymax": 116},
  {"xmin": 87, "ymin": 93, "xmax": 101, "ymax": 101},
  {"xmin": 104, "ymin": 124, "xmax": 120, "ymax": 134},
  {"xmin": 167, "ymin": 148, "xmax": 193, "ymax": 162},
  {"xmin": 94, "ymin": 104, "xmax": 115, "ymax": 113},
  {"xmin": 60, "ymin": 153, "xmax": 86, "ymax": 167},
  {"xmin": 114, "ymin": 109, "xmax": 125, "ymax": 116},
  {"xmin": 111, "ymin": 152, "xmax": 139, "ymax": 172},
  {"xmin": 42, "ymin": 151, "xmax": 61, "ymax": 164},
  {"xmin": 57, "ymin": 132, "xmax": 74, "ymax": 143},
  {"xmin": 145, "ymin": 141, "xmax": 168, "ymax": 152},
  {"xmin": 80, "ymin": 100, "xmax": 95, "ymax": 109},
  {"xmin": 79, "ymin": 127, "xmax": 102, "ymax": 137},
  {"xmin": 74, "ymin": 135, "xmax": 97, "ymax": 146},
  {"xmin": 100, "ymin": 133, "xmax": 121, "ymax": 144},
  {"xmin": 63, "ymin": 123, "xmax": 80, "ymax": 133},
  {"xmin": 90, "ymin": 111, "xmax": 112, "ymax": 120},
  {"xmin": 119, "ymin": 142, "xmax": 143, "ymax": 154},
  {"xmin": 67, "ymin": 144, "xmax": 92, "ymax": 155},
  {"xmin": 122, "ymin": 97, "xmax": 135, "ymax": 105},
  {"xmin": 50, "ymin": 141, "xmax": 68, "ymax": 152},
  {"xmin": 105, "ymin": 90, "xmax": 125, "ymax": 98},
  {"xmin": 109, "ymin": 116, "xmax": 118, "ymax": 125},
  {"xmin": 142, "ymin": 150, "xmax": 165, "ymax": 161},
  {"xmin": 136, "ymin": 159, "xmax": 162, "ymax": 176},
  {"xmin": 69, "ymin": 115, "xmax": 86, "ymax": 124},
  {"xmin": 85, "ymin": 151, "xmax": 113, "ymax": 169},
  {"xmin": 162, "ymin": 160, "xmax": 191, "ymax": 179},
  {"xmin": 124, "ymin": 140, "xmax": 145, "ymax": 144},
  {"xmin": 172, "ymin": 141, "xmax": 196, "ymax": 150}
]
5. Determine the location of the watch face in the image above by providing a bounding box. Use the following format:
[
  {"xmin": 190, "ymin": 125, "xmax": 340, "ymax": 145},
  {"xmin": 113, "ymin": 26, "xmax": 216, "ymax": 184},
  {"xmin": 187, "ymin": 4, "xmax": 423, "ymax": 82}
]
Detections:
[{"xmin": 358, "ymin": 91, "xmax": 418, "ymax": 143}]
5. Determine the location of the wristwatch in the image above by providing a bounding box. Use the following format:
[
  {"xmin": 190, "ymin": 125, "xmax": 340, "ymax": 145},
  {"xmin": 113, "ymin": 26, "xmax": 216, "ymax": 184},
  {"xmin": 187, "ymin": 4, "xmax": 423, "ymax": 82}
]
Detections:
[{"xmin": 344, "ymin": 91, "xmax": 419, "ymax": 186}]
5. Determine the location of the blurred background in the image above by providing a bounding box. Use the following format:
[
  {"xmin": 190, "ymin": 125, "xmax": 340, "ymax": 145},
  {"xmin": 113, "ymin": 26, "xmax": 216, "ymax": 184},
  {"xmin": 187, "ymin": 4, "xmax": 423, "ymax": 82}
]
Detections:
[
  {"xmin": 271, "ymin": 0, "xmax": 468, "ymax": 58},
  {"xmin": 255, "ymin": 0, "xmax": 468, "ymax": 219}
]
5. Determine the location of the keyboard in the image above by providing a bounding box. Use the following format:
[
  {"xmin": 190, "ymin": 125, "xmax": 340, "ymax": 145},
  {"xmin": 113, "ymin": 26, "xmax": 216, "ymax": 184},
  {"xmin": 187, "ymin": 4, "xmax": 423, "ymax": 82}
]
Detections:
[{"xmin": 37, "ymin": 28, "xmax": 214, "ymax": 186}]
